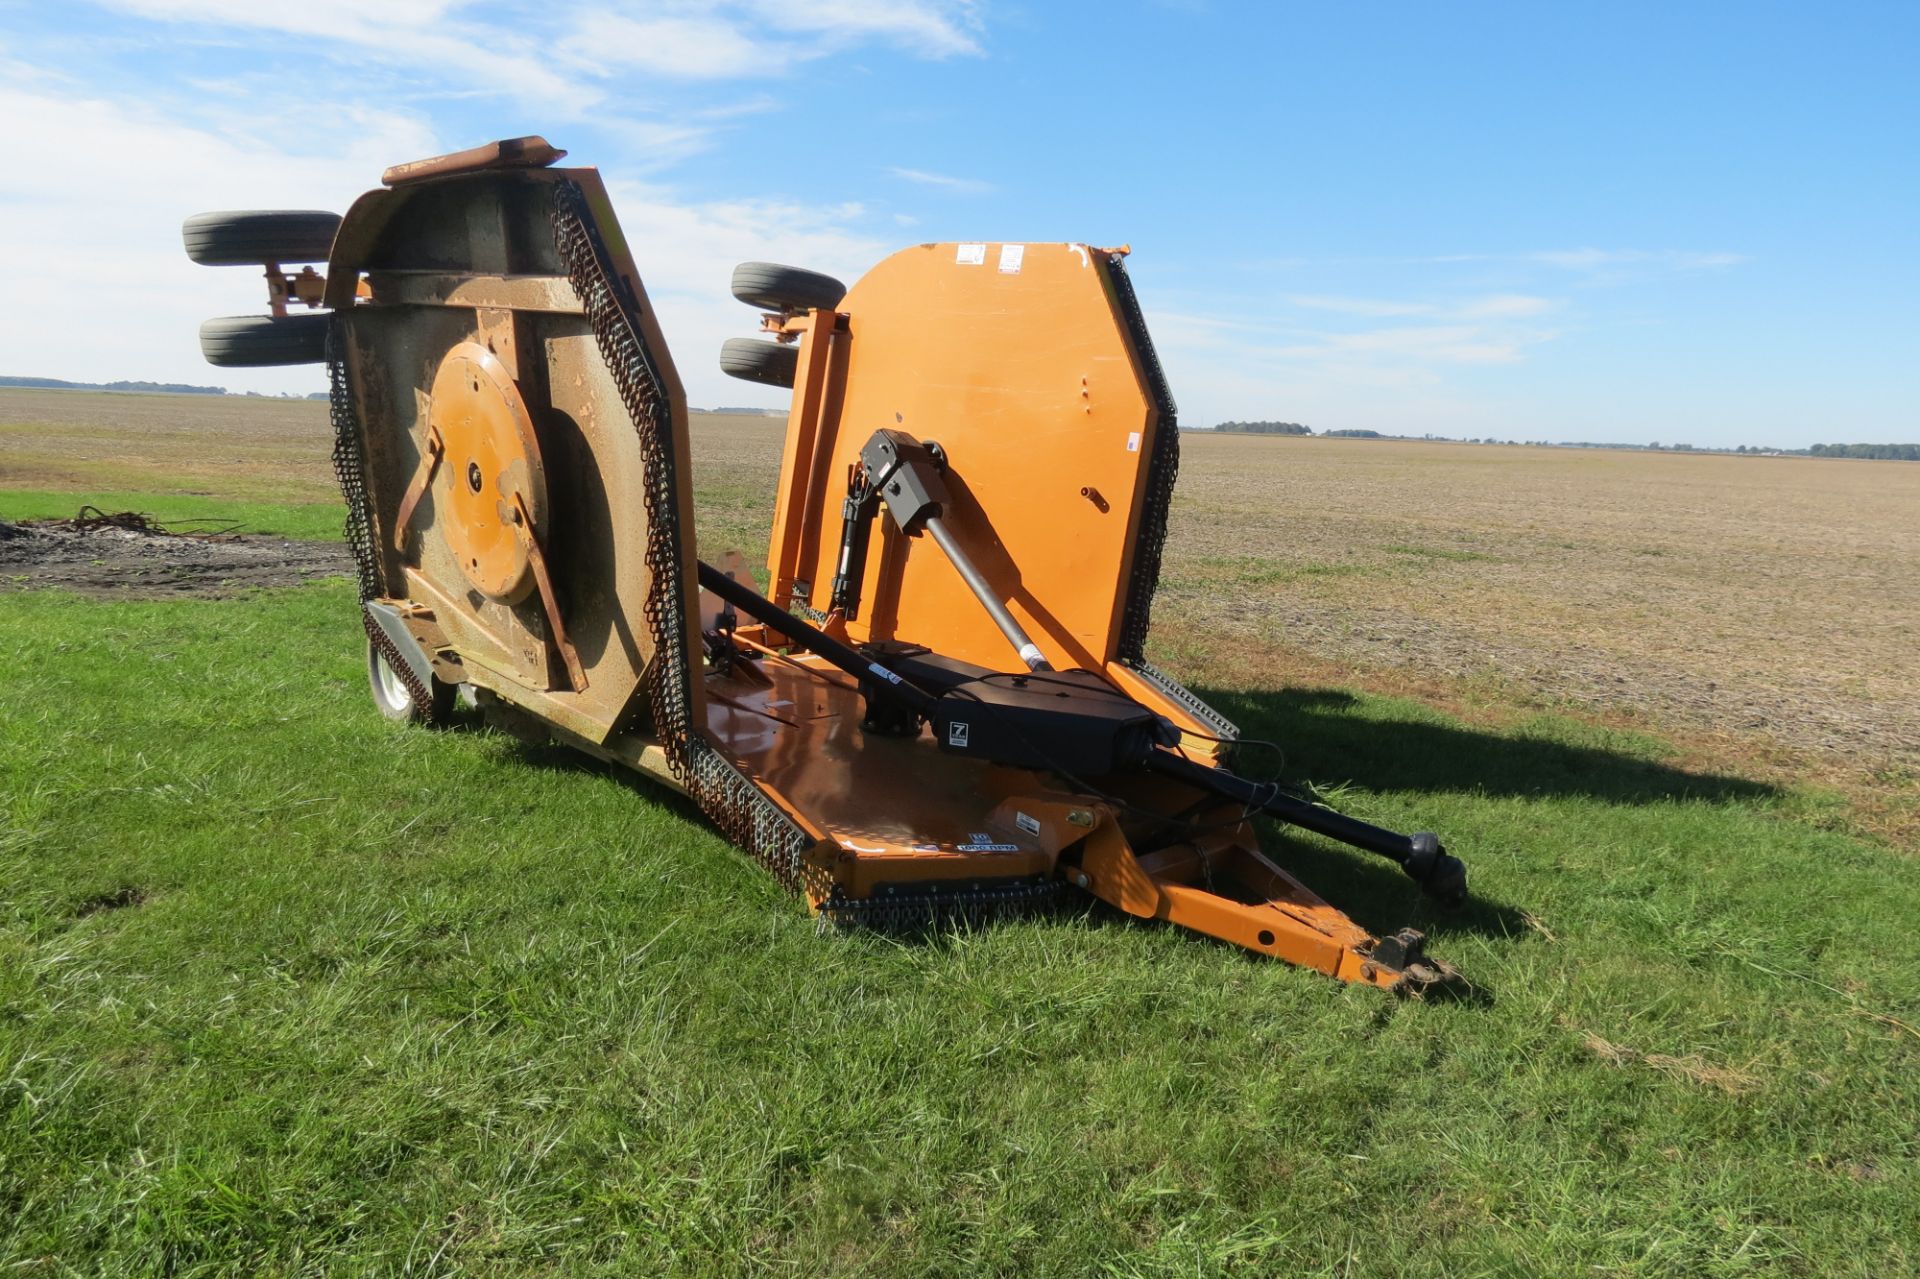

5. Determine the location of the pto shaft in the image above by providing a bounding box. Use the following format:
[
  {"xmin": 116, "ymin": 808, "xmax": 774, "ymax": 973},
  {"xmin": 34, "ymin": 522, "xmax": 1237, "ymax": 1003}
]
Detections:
[{"xmin": 1143, "ymin": 749, "xmax": 1467, "ymax": 903}]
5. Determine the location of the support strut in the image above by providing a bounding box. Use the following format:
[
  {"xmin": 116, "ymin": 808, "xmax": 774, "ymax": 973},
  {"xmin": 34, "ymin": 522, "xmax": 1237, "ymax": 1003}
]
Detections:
[
  {"xmin": 828, "ymin": 466, "xmax": 879, "ymax": 619},
  {"xmin": 922, "ymin": 515, "xmax": 1050, "ymax": 671},
  {"xmin": 857, "ymin": 429, "xmax": 1052, "ymax": 672}
]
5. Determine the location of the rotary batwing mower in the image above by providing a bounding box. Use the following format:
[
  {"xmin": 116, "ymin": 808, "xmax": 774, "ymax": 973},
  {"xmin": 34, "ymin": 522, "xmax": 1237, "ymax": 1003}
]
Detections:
[{"xmin": 183, "ymin": 137, "xmax": 1469, "ymax": 993}]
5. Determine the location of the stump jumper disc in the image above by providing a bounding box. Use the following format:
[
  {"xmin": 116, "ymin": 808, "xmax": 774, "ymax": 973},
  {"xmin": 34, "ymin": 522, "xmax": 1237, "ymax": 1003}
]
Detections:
[{"xmin": 428, "ymin": 342, "xmax": 547, "ymax": 604}]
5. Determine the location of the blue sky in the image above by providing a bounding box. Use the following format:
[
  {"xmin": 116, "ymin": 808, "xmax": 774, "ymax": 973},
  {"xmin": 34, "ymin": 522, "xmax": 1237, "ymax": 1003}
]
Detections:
[{"xmin": 2, "ymin": 1, "xmax": 1913, "ymax": 446}]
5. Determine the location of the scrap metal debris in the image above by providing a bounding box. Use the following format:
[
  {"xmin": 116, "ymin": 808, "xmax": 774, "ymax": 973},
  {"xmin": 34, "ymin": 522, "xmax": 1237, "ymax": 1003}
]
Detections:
[{"xmin": 42, "ymin": 505, "xmax": 244, "ymax": 539}]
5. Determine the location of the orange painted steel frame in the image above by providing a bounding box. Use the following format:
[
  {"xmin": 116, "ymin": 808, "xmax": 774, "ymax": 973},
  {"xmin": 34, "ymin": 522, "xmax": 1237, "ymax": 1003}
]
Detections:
[
  {"xmin": 766, "ymin": 244, "xmax": 1227, "ymax": 751},
  {"xmin": 726, "ymin": 240, "xmax": 1442, "ymax": 989},
  {"xmin": 770, "ymin": 244, "xmax": 1154, "ymax": 669}
]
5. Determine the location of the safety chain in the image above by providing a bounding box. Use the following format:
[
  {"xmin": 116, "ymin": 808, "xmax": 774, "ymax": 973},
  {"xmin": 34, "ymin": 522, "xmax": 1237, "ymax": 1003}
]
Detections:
[
  {"xmin": 1106, "ymin": 255, "xmax": 1180, "ymax": 666},
  {"xmin": 1124, "ymin": 657, "xmax": 1240, "ymax": 744},
  {"xmin": 362, "ymin": 610, "xmax": 434, "ymax": 718},
  {"xmin": 328, "ymin": 316, "xmax": 435, "ymax": 719},
  {"xmin": 817, "ymin": 876, "xmax": 1068, "ymax": 932},
  {"xmin": 326, "ymin": 316, "xmax": 382, "ymax": 604},
  {"xmin": 550, "ymin": 180, "xmax": 814, "ymax": 891}
]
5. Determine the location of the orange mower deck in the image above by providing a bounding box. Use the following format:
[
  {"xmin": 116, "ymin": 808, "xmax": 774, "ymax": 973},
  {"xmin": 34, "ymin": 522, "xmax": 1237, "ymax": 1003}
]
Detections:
[{"xmin": 182, "ymin": 137, "xmax": 1469, "ymax": 994}]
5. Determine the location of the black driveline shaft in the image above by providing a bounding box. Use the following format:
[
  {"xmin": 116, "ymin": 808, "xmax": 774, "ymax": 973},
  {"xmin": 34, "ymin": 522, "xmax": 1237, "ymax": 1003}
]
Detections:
[
  {"xmin": 697, "ymin": 559, "xmax": 1466, "ymax": 902},
  {"xmin": 695, "ymin": 560, "xmax": 936, "ymax": 717},
  {"xmin": 1143, "ymin": 749, "xmax": 1467, "ymax": 901}
]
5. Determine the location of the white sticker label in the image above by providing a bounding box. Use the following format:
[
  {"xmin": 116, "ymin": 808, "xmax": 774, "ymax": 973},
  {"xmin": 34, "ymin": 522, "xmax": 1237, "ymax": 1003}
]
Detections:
[
  {"xmin": 956, "ymin": 243, "xmax": 986, "ymax": 265},
  {"xmin": 969, "ymin": 832, "xmax": 993, "ymax": 844},
  {"xmin": 959, "ymin": 843, "xmax": 1020, "ymax": 853},
  {"xmin": 1126, "ymin": 431, "xmax": 1142, "ymax": 453},
  {"xmin": 998, "ymin": 243, "xmax": 1025, "ymax": 274},
  {"xmin": 1015, "ymin": 811, "xmax": 1041, "ymax": 836},
  {"xmin": 948, "ymin": 722, "xmax": 970, "ymax": 747}
]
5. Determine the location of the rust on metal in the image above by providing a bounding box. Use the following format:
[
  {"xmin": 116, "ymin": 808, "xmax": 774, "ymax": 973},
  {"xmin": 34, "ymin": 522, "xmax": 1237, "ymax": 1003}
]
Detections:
[
  {"xmin": 382, "ymin": 136, "xmax": 567, "ymax": 187},
  {"xmin": 427, "ymin": 341, "xmax": 546, "ymax": 604},
  {"xmin": 510, "ymin": 489, "xmax": 587, "ymax": 692},
  {"xmin": 391, "ymin": 423, "xmax": 444, "ymax": 555}
]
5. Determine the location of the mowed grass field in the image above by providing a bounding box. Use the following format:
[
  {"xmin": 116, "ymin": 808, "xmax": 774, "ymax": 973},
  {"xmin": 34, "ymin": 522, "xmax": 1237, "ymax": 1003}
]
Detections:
[{"xmin": 3, "ymin": 389, "xmax": 1918, "ymax": 1276}]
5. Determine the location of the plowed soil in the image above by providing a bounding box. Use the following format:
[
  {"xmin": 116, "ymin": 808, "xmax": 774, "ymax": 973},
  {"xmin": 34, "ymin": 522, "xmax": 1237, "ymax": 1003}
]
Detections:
[{"xmin": 1151, "ymin": 435, "xmax": 1919, "ymax": 766}]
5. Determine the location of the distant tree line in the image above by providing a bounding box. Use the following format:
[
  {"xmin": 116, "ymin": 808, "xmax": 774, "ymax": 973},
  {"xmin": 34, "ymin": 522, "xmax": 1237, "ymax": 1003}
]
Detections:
[
  {"xmin": 1806, "ymin": 442, "xmax": 1920, "ymax": 461},
  {"xmin": 0, "ymin": 375, "xmax": 227, "ymax": 395},
  {"xmin": 1213, "ymin": 420, "xmax": 1313, "ymax": 435},
  {"xmin": 1195, "ymin": 424, "xmax": 1920, "ymax": 460},
  {"xmin": 1204, "ymin": 422, "xmax": 1387, "ymax": 439}
]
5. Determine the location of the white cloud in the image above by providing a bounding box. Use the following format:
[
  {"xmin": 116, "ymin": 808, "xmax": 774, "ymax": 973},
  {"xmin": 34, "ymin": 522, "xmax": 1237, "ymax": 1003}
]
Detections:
[
  {"xmin": 0, "ymin": 78, "xmax": 439, "ymax": 393},
  {"xmin": 7, "ymin": 2, "xmax": 988, "ymax": 404},
  {"xmin": 1458, "ymin": 293, "xmax": 1558, "ymax": 318},
  {"xmin": 1289, "ymin": 324, "xmax": 1542, "ymax": 365},
  {"xmin": 759, "ymin": 0, "xmax": 984, "ymax": 57},
  {"xmin": 0, "ymin": 73, "xmax": 885, "ymax": 411},
  {"xmin": 92, "ymin": 0, "xmax": 985, "ymax": 108},
  {"xmin": 888, "ymin": 166, "xmax": 994, "ymax": 194},
  {"xmin": 1154, "ymin": 312, "xmax": 1555, "ymax": 371},
  {"xmin": 106, "ymin": 0, "xmax": 462, "ymax": 32},
  {"xmin": 100, "ymin": 0, "xmax": 597, "ymax": 110},
  {"xmin": 558, "ymin": 2, "xmax": 984, "ymax": 80},
  {"xmin": 1132, "ymin": 280, "xmax": 1567, "ymax": 429},
  {"xmin": 1146, "ymin": 246, "xmax": 1744, "ymax": 430},
  {"xmin": 589, "ymin": 117, "xmax": 723, "ymax": 169},
  {"xmin": 559, "ymin": 12, "xmax": 805, "ymax": 80},
  {"xmin": 1376, "ymin": 247, "xmax": 1747, "ymax": 275},
  {"xmin": 598, "ymin": 179, "xmax": 888, "ymax": 407}
]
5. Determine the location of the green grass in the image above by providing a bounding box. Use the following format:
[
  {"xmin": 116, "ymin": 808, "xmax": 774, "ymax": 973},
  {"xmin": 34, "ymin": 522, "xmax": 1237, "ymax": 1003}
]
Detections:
[
  {"xmin": 0, "ymin": 490, "xmax": 345, "ymax": 541},
  {"xmin": 4, "ymin": 582, "xmax": 1917, "ymax": 1276},
  {"xmin": 1181, "ymin": 555, "xmax": 1380, "ymax": 587}
]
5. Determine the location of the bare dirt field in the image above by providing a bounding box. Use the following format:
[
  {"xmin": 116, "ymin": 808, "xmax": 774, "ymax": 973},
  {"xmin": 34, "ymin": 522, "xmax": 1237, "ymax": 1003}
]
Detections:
[
  {"xmin": 1160, "ymin": 434, "xmax": 1920, "ymax": 768},
  {"xmin": 0, "ymin": 518, "xmax": 347, "ymax": 598},
  {"xmin": 0, "ymin": 387, "xmax": 333, "ymax": 501},
  {"xmin": 5, "ymin": 388, "xmax": 1914, "ymax": 774}
]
